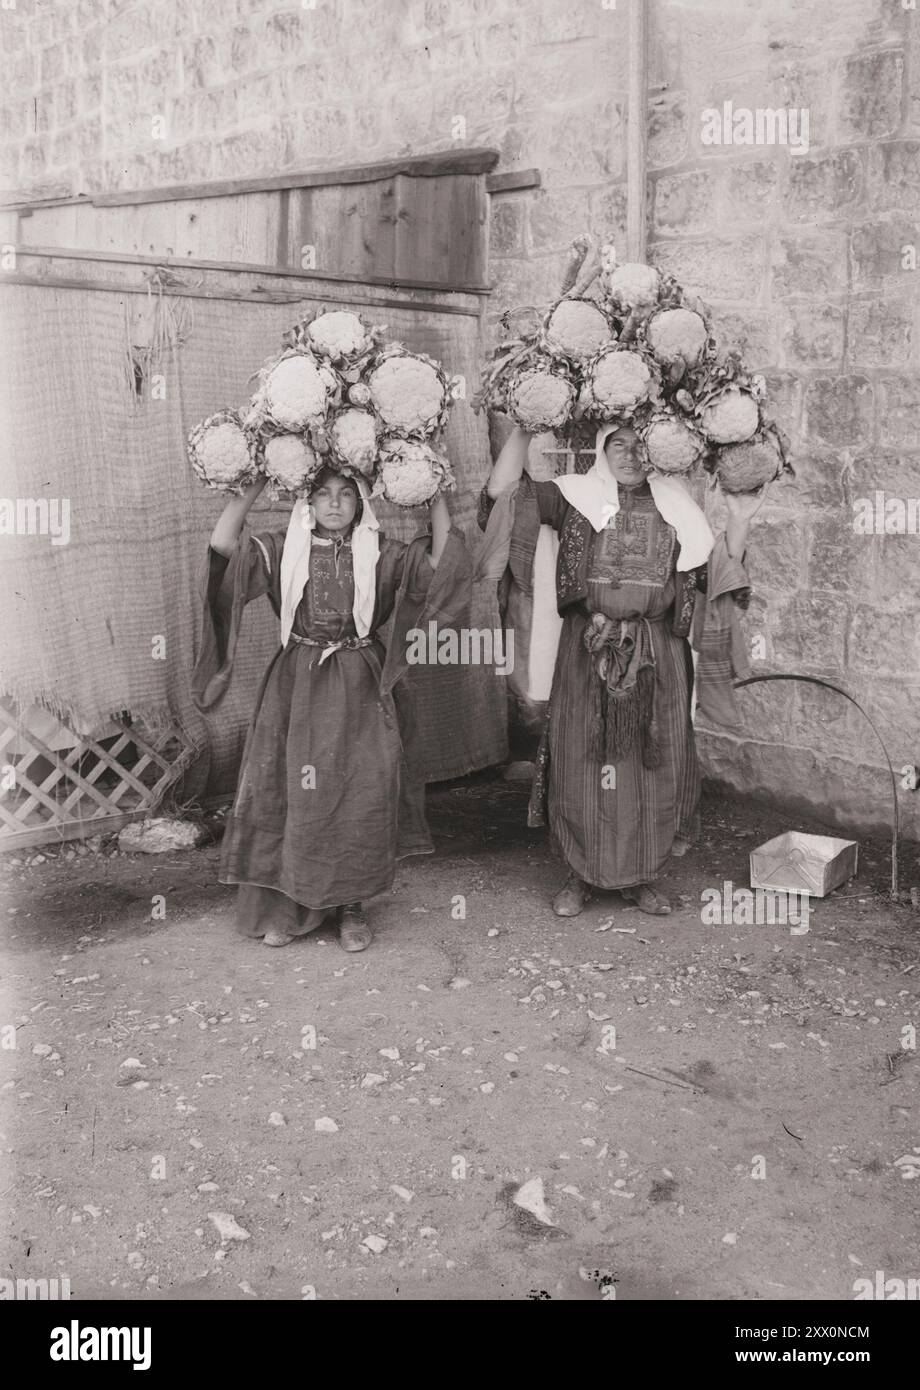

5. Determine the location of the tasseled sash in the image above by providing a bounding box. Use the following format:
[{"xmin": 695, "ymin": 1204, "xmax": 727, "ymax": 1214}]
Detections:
[{"xmin": 582, "ymin": 611, "xmax": 664, "ymax": 769}]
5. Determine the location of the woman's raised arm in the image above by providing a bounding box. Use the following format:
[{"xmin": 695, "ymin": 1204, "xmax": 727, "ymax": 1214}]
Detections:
[
  {"xmin": 209, "ymin": 476, "xmax": 268, "ymax": 557},
  {"xmin": 486, "ymin": 423, "xmax": 531, "ymax": 499}
]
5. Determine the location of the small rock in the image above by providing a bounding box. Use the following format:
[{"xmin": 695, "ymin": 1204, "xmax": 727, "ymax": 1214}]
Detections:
[
  {"xmin": 127, "ymin": 1252, "xmax": 144, "ymax": 1268},
  {"xmin": 722, "ymin": 1232, "xmax": 738, "ymax": 1245},
  {"xmin": 361, "ymin": 1234, "xmax": 387, "ymax": 1255},
  {"xmin": 267, "ymin": 1112, "xmax": 286, "ymax": 1127},
  {"xmin": 449, "ymin": 977, "xmax": 471, "ymax": 990},
  {"xmin": 117, "ymin": 817, "xmax": 205, "ymax": 854},
  {"xmin": 391, "ymin": 1185, "xmax": 414, "ymax": 1203},
  {"xmin": 361, "ymin": 1073, "xmax": 386, "ymax": 1089},
  {"xmin": 32, "ymin": 1043, "xmax": 53, "ymax": 1057},
  {"xmin": 512, "ymin": 1176, "xmax": 556, "ymax": 1227},
  {"xmin": 315, "ymin": 1117, "xmax": 339, "ymax": 1133},
  {"xmin": 379, "ymin": 1048, "xmax": 400, "ymax": 1061},
  {"xmin": 208, "ymin": 1211, "xmax": 251, "ymax": 1243}
]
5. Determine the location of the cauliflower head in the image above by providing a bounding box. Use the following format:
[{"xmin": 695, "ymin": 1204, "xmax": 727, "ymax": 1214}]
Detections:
[
  {"xmin": 715, "ymin": 437, "xmax": 783, "ymax": 493},
  {"xmin": 367, "ymin": 350, "xmax": 448, "ymax": 435},
  {"xmin": 642, "ymin": 414, "xmax": 703, "ymax": 474},
  {"xmin": 586, "ymin": 347, "xmax": 653, "ymax": 415},
  {"xmin": 700, "ymin": 387, "xmax": 760, "ymax": 444},
  {"xmin": 261, "ymin": 433, "xmax": 321, "ymax": 493},
  {"xmin": 646, "ymin": 307, "xmax": 708, "ymax": 367},
  {"xmin": 541, "ymin": 297, "xmax": 615, "ymax": 362},
  {"xmin": 330, "ymin": 407, "xmax": 378, "ymax": 476},
  {"xmin": 603, "ymin": 261, "xmax": 661, "ymax": 311},
  {"xmin": 306, "ymin": 311, "xmax": 373, "ymax": 363},
  {"xmin": 507, "ymin": 365, "xmax": 576, "ymax": 431},
  {"xmin": 261, "ymin": 352, "xmax": 330, "ymax": 430},
  {"xmin": 375, "ymin": 438, "xmax": 453, "ymax": 507},
  {"xmin": 188, "ymin": 410, "xmax": 256, "ymax": 491}
]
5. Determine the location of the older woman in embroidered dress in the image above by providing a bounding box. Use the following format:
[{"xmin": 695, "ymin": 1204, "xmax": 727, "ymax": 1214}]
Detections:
[
  {"xmin": 479, "ymin": 422, "xmax": 767, "ymax": 917},
  {"xmin": 193, "ymin": 467, "xmax": 471, "ymax": 951}
]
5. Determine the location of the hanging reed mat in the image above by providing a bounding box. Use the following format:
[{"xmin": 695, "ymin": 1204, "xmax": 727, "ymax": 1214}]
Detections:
[
  {"xmin": 733, "ymin": 674, "xmax": 902, "ymax": 901},
  {"xmin": 0, "ymin": 273, "xmax": 505, "ymax": 816},
  {"xmin": 0, "ymin": 698, "xmax": 196, "ymax": 851}
]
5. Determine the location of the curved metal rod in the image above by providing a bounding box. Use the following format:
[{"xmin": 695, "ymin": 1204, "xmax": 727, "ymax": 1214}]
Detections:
[{"xmin": 733, "ymin": 673, "xmax": 900, "ymax": 900}]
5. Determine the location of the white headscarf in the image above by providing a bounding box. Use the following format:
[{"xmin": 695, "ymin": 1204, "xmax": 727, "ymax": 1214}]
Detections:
[
  {"xmin": 278, "ymin": 474, "xmax": 380, "ymax": 648},
  {"xmin": 551, "ymin": 422, "xmax": 715, "ymax": 572}
]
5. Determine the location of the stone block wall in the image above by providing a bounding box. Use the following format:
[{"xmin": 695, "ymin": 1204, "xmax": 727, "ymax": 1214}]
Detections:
[{"xmin": 2, "ymin": 0, "xmax": 918, "ymax": 838}]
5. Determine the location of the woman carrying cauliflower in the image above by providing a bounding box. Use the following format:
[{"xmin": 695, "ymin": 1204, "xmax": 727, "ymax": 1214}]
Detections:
[
  {"xmin": 192, "ymin": 467, "xmax": 470, "ymax": 950},
  {"xmin": 479, "ymin": 421, "xmax": 766, "ymax": 917}
]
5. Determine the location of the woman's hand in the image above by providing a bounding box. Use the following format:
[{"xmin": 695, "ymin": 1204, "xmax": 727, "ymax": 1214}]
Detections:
[
  {"xmin": 723, "ymin": 482, "xmax": 769, "ymax": 560},
  {"xmin": 723, "ymin": 481, "xmax": 770, "ymax": 522}
]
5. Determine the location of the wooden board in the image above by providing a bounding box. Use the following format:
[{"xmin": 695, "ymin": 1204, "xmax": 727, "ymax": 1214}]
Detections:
[{"xmin": 15, "ymin": 177, "xmax": 491, "ymax": 289}]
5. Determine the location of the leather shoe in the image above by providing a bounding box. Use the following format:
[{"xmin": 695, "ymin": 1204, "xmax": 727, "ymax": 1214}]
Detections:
[{"xmin": 552, "ymin": 872, "xmax": 589, "ymax": 917}]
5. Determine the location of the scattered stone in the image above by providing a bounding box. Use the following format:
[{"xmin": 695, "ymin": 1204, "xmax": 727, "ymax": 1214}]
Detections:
[
  {"xmin": 208, "ymin": 1211, "xmax": 251, "ymax": 1243},
  {"xmin": 32, "ymin": 1043, "xmax": 53, "ymax": 1057},
  {"xmin": 361, "ymin": 1073, "xmax": 386, "ymax": 1089},
  {"xmin": 362, "ymin": 1234, "xmax": 387, "ymax": 1255},
  {"xmin": 126, "ymin": 1252, "xmax": 144, "ymax": 1268},
  {"xmin": 315, "ymin": 1117, "xmax": 339, "ymax": 1133},
  {"xmin": 391, "ymin": 1185, "xmax": 414, "ymax": 1203},
  {"xmin": 512, "ymin": 1176, "xmax": 556, "ymax": 1227},
  {"xmin": 379, "ymin": 1048, "xmax": 400, "ymax": 1061},
  {"xmin": 117, "ymin": 818, "xmax": 205, "ymax": 854},
  {"xmin": 894, "ymin": 1149, "xmax": 920, "ymax": 1179},
  {"xmin": 267, "ymin": 1112, "xmax": 286, "ymax": 1127}
]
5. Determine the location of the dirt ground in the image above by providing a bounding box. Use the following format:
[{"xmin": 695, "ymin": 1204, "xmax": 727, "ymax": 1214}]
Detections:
[{"xmin": 2, "ymin": 776, "xmax": 918, "ymax": 1302}]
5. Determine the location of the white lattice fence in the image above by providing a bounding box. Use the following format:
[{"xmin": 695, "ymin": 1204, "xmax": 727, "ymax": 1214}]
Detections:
[{"xmin": 0, "ymin": 699, "xmax": 196, "ymax": 851}]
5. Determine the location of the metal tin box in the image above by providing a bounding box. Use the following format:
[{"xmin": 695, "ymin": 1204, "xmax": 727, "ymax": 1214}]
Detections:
[{"xmin": 749, "ymin": 831, "xmax": 858, "ymax": 898}]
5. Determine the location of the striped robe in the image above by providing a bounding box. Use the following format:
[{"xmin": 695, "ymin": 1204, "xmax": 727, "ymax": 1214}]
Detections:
[{"xmin": 479, "ymin": 476, "xmax": 751, "ymax": 890}]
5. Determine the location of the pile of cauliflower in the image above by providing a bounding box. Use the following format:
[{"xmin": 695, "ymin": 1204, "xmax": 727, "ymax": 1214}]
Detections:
[
  {"xmin": 188, "ymin": 308, "xmax": 459, "ymax": 507},
  {"xmin": 473, "ymin": 234, "xmax": 790, "ymax": 493}
]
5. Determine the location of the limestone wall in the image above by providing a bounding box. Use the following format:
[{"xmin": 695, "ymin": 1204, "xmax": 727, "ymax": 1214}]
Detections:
[{"xmin": 2, "ymin": 0, "xmax": 918, "ymax": 837}]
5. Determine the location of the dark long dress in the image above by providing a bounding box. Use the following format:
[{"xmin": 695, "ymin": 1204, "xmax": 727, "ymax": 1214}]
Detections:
[{"xmin": 193, "ymin": 520, "xmax": 471, "ymax": 934}]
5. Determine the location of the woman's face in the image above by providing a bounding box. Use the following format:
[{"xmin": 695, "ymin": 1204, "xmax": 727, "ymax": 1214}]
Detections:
[
  {"xmin": 603, "ymin": 428, "xmax": 649, "ymax": 487},
  {"xmin": 311, "ymin": 474, "xmax": 359, "ymax": 532}
]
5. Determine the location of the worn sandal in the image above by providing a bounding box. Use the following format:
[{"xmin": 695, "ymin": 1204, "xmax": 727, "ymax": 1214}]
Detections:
[
  {"xmin": 621, "ymin": 884, "xmax": 671, "ymax": 916},
  {"xmin": 338, "ymin": 903, "xmax": 373, "ymax": 953}
]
